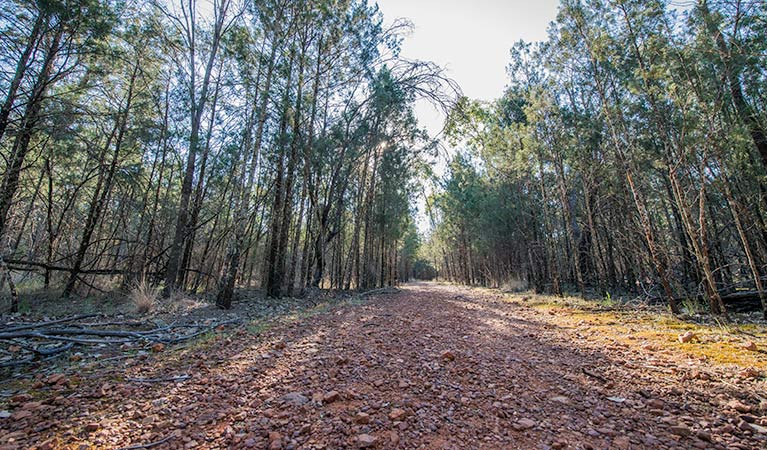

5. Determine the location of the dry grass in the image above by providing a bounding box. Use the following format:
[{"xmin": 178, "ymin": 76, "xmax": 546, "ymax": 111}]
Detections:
[
  {"xmin": 129, "ymin": 278, "xmax": 161, "ymax": 314},
  {"xmin": 475, "ymin": 286, "xmax": 767, "ymax": 372},
  {"xmin": 167, "ymin": 289, "xmax": 206, "ymax": 313},
  {"xmin": 499, "ymin": 277, "xmax": 528, "ymax": 292}
]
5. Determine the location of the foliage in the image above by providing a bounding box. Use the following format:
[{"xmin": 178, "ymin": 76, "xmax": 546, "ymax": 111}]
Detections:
[
  {"xmin": 0, "ymin": 0, "xmax": 456, "ymax": 310},
  {"xmin": 426, "ymin": 0, "xmax": 767, "ymax": 318}
]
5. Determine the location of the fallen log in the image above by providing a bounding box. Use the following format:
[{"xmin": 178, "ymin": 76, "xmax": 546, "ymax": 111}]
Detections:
[
  {"xmin": 0, "ymin": 314, "xmax": 99, "ymax": 333},
  {"xmin": 721, "ymin": 290, "xmax": 765, "ymax": 313},
  {"xmin": 4, "ymin": 258, "xmax": 162, "ymax": 277},
  {"xmin": 34, "ymin": 342, "xmax": 74, "ymax": 356},
  {"xmin": 0, "ymin": 328, "xmax": 153, "ymax": 340},
  {"xmin": 0, "ymin": 317, "xmax": 242, "ymax": 369},
  {"xmin": 667, "ymin": 290, "xmax": 765, "ymax": 313}
]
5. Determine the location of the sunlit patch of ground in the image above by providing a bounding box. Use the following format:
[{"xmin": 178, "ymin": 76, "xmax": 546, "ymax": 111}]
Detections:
[{"xmin": 466, "ymin": 286, "xmax": 767, "ymax": 373}]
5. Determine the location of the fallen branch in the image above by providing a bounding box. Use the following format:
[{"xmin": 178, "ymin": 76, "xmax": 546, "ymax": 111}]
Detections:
[
  {"xmin": 0, "ymin": 317, "xmax": 241, "ymax": 367},
  {"xmin": 79, "ymin": 320, "xmax": 148, "ymax": 327},
  {"xmin": 0, "ymin": 314, "xmax": 100, "ymax": 333},
  {"xmin": 2, "ymin": 333, "xmax": 136, "ymax": 345},
  {"xmin": 581, "ymin": 367, "xmax": 607, "ymax": 383},
  {"xmin": 159, "ymin": 319, "xmax": 241, "ymax": 344},
  {"xmin": 0, "ymin": 356, "xmax": 34, "ymax": 367},
  {"xmin": 34, "ymin": 342, "xmax": 74, "ymax": 356},
  {"xmin": 4, "ymin": 258, "xmax": 162, "ymax": 277}
]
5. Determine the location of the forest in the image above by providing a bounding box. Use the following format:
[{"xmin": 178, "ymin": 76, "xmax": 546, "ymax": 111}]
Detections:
[
  {"xmin": 426, "ymin": 0, "xmax": 767, "ymax": 319},
  {"xmin": 0, "ymin": 0, "xmax": 455, "ymax": 312},
  {"xmin": 1, "ymin": 1, "xmax": 767, "ymax": 449}
]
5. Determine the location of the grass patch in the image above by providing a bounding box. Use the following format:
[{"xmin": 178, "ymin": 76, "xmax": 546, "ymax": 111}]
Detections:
[{"xmin": 482, "ymin": 286, "xmax": 767, "ymax": 372}]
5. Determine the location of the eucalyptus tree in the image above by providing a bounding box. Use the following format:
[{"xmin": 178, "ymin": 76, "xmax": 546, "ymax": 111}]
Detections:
[
  {"xmin": 158, "ymin": 0, "xmax": 239, "ymax": 296},
  {"xmin": 0, "ymin": 0, "xmax": 115, "ymax": 243},
  {"xmin": 430, "ymin": 0, "xmax": 767, "ymax": 317}
]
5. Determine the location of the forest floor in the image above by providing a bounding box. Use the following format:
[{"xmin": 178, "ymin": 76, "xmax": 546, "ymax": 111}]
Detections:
[{"xmin": 1, "ymin": 282, "xmax": 767, "ymax": 449}]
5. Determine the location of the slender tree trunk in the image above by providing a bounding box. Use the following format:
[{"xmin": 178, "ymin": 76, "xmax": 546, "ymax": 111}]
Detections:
[
  {"xmin": 277, "ymin": 40, "xmax": 308, "ymax": 296},
  {"xmin": 0, "ymin": 28, "xmax": 62, "ymax": 240},
  {"xmin": 62, "ymin": 63, "xmax": 138, "ymax": 297},
  {"xmin": 0, "ymin": 12, "xmax": 45, "ymax": 144},
  {"xmin": 164, "ymin": 0, "xmax": 230, "ymax": 296},
  {"xmin": 264, "ymin": 47, "xmax": 296, "ymax": 298}
]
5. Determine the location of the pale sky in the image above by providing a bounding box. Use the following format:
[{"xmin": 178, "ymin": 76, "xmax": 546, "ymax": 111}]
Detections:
[
  {"xmin": 376, "ymin": 0, "xmax": 560, "ymax": 139},
  {"xmin": 375, "ymin": 1, "xmax": 559, "ymax": 231}
]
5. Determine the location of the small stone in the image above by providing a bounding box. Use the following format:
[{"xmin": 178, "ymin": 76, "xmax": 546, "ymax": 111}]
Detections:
[
  {"xmin": 322, "ymin": 391, "xmax": 340, "ymax": 403},
  {"xmin": 85, "ymin": 423, "xmax": 100, "ymax": 433},
  {"xmin": 738, "ymin": 367, "xmax": 760, "ymax": 379},
  {"xmin": 678, "ymin": 331, "xmax": 697, "ymax": 344},
  {"xmin": 440, "ymin": 350, "xmax": 456, "ymax": 361},
  {"xmin": 282, "ymin": 392, "xmax": 309, "ymax": 406},
  {"xmin": 21, "ymin": 401, "xmax": 42, "ymax": 410},
  {"xmin": 743, "ymin": 341, "xmax": 758, "ymax": 352},
  {"xmin": 727, "ymin": 400, "xmax": 752, "ymax": 413},
  {"xmin": 10, "ymin": 393, "xmax": 32, "ymax": 404},
  {"xmin": 357, "ymin": 434, "xmax": 377, "ymax": 448},
  {"xmin": 613, "ymin": 437, "xmax": 630, "ymax": 449},
  {"xmin": 670, "ymin": 425, "xmax": 691, "ymax": 437},
  {"xmin": 696, "ymin": 430, "xmax": 712, "ymax": 442},
  {"xmin": 11, "ymin": 410, "xmax": 32, "ymax": 420},
  {"xmin": 38, "ymin": 438, "xmax": 58, "ymax": 450},
  {"xmin": 513, "ymin": 418, "xmax": 536, "ymax": 430},
  {"xmin": 46, "ymin": 373, "xmax": 66, "ymax": 385},
  {"xmin": 389, "ymin": 408, "xmax": 406, "ymax": 421},
  {"xmin": 355, "ymin": 412, "xmax": 371, "ymax": 424}
]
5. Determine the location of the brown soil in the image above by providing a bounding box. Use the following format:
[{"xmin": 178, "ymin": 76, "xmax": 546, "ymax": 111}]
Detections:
[{"xmin": 1, "ymin": 282, "xmax": 766, "ymax": 449}]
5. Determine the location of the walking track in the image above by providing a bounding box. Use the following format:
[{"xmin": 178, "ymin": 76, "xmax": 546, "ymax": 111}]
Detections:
[{"xmin": 2, "ymin": 282, "xmax": 766, "ymax": 449}]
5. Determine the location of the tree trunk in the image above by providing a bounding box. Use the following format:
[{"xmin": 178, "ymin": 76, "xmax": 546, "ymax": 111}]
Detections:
[{"xmin": 0, "ymin": 28, "xmax": 62, "ymax": 240}]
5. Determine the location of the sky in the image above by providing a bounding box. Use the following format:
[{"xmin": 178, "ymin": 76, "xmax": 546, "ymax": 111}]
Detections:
[
  {"xmin": 374, "ymin": 0, "xmax": 560, "ymax": 231},
  {"xmin": 375, "ymin": 0, "xmax": 560, "ymax": 141}
]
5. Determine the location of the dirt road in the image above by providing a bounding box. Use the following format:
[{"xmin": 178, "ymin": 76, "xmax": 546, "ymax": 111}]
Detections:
[{"xmin": 2, "ymin": 283, "xmax": 765, "ymax": 449}]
